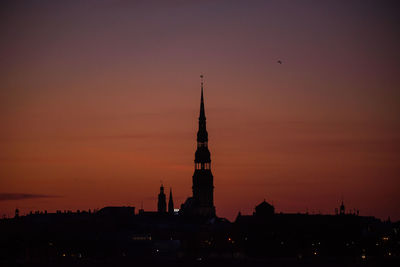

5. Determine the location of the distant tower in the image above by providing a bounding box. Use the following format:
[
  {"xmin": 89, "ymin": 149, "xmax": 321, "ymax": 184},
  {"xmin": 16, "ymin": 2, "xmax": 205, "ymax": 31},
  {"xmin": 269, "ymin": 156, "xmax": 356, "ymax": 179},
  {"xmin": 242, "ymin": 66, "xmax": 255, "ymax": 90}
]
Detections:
[
  {"xmin": 157, "ymin": 184, "xmax": 166, "ymax": 213},
  {"xmin": 192, "ymin": 75, "xmax": 216, "ymax": 217},
  {"xmin": 340, "ymin": 200, "xmax": 345, "ymax": 215},
  {"xmin": 14, "ymin": 208, "xmax": 19, "ymax": 218},
  {"xmin": 168, "ymin": 188, "xmax": 174, "ymax": 214}
]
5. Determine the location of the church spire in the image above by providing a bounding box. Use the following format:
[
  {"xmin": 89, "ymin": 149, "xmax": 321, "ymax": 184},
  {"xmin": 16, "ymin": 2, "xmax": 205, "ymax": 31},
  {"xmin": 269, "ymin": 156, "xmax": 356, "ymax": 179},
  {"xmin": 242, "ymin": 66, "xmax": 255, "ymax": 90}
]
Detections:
[
  {"xmin": 197, "ymin": 75, "xmax": 208, "ymax": 144},
  {"xmin": 195, "ymin": 75, "xmax": 211, "ymax": 170},
  {"xmin": 199, "ymin": 75, "xmax": 206, "ymax": 121},
  {"xmin": 168, "ymin": 188, "xmax": 174, "ymax": 215},
  {"xmin": 191, "ymin": 75, "xmax": 215, "ymax": 217}
]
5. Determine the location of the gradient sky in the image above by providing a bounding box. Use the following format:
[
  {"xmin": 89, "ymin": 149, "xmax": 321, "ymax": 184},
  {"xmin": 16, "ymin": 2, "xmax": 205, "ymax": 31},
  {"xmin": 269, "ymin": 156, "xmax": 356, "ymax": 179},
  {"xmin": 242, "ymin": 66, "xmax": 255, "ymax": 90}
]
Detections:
[{"xmin": 1, "ymin": 0, "xmax": 399, "ymax": 221}]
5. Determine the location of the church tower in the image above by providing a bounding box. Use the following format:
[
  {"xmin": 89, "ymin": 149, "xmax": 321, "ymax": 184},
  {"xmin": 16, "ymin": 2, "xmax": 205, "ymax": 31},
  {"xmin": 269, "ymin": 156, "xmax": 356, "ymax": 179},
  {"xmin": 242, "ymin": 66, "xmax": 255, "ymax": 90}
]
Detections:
[
  {"xmin": 168, "ymin": 188, "xmax": 174, "ymax": 215},
  {"xmin": 157, "ymin": 184, "xmax": 166, "ymax": 213},
  {"xmin": 192, "ymin": 75, "xmax": 216, "ymax": 217}
]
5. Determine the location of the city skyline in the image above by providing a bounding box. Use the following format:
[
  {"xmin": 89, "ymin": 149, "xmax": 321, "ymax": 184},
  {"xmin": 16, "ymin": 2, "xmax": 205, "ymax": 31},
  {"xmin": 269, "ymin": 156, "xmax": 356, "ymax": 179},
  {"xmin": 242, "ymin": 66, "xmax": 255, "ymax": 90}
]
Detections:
[{"xmin": 1, "ymin": 1, "xmax": 399, "ymax": 221}]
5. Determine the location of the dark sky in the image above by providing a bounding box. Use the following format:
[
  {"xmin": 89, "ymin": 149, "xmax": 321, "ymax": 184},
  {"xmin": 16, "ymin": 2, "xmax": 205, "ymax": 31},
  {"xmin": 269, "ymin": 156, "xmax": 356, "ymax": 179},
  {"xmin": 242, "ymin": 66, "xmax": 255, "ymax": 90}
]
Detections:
[{"xmin": 1, "ymin": 0, "xmax": 399, "ymax": 220}]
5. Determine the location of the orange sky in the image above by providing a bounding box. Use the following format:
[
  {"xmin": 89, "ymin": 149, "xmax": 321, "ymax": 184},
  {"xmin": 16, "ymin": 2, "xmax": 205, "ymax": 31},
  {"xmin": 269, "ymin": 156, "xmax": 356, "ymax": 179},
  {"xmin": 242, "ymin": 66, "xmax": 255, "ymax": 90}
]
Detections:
[{"xmin": 0, "ymin": 1, "xmax": 399, "ymax": 221}]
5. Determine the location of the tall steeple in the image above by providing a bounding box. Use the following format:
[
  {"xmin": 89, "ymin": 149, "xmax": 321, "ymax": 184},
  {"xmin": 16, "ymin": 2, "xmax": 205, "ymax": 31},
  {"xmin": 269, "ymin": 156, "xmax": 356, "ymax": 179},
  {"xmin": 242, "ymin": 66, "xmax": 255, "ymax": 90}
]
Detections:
[
  {"xmin": 192, "ymin": 75, "xmax": 215, "ymax": 217},
  {"xmin": 195, "ymin": 75, "xmax": 211, "ymax": 169},
  {"xmin": 197, "ymin": 75, "xmax": 208, "ymax": 146},
  {"xmin": 168, "ymin": 188, "xmax": 174, "ymax": 215},
  {"xmin": 199, "ymin": 75, "xmax": 206, "ymax": 121}
]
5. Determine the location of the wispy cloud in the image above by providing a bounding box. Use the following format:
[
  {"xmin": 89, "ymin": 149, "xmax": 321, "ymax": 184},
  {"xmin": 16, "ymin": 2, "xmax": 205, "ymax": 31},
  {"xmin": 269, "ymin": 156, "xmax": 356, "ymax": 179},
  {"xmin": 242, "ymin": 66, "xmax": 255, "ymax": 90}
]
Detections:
[{"xmin": 0, "ymin": 193, "xmax": 61, "ymax": 201}]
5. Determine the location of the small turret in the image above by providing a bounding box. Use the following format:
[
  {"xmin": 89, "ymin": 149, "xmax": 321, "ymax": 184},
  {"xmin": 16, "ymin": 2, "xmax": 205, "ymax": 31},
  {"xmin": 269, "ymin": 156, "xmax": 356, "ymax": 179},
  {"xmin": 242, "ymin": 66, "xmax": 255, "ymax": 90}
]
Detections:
[{"xmin": 157, "ymin": 184, "xmax": 166, "ymax": 213}]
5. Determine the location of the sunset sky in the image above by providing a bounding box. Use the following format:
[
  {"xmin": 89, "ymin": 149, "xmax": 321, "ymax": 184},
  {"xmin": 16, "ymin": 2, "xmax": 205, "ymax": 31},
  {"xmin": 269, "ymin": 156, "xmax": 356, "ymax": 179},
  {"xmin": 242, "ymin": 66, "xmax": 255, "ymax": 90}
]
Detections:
[{"xmin": 1, "ymin": 0, "xmax": 399, "ymax": 221}]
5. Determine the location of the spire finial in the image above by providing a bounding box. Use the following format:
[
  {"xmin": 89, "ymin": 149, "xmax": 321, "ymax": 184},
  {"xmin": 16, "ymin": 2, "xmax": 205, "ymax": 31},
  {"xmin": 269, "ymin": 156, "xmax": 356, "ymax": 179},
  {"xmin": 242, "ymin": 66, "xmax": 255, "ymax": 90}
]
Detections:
[
  {"xmin": 200, "ymin": 75, "xmax": 204, "ymax": 104},
  {"xmin": 199, "ymin": 74, "xmax": 205, "ymax": 120}
]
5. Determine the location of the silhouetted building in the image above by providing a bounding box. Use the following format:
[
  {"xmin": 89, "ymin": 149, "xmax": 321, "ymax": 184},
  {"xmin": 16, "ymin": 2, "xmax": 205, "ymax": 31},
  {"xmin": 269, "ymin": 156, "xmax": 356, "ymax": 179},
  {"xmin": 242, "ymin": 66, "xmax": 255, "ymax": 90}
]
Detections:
[
  {"xmin": 168, "ymin": 188, "xmax": 174, "ymax": 214},
  {"xmin": 254, "ymin": 200, "xmax": 275, "ymax": 217},
  {"xmin": 158, "ymin": 184, "xmax": 167, "ymax": 213},
  {"xmin": 97, "ymin": 206, "xmax": 135, "ymax": 217},
  {"xmin": 182, "ymin": 77, "xmax": 216, "ymax": 218},
  {"xmin": 192, "ymin": 77, "xmax": 215, "ymax": 217}
]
